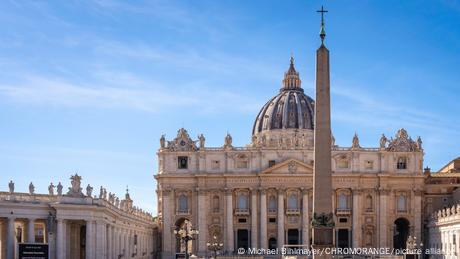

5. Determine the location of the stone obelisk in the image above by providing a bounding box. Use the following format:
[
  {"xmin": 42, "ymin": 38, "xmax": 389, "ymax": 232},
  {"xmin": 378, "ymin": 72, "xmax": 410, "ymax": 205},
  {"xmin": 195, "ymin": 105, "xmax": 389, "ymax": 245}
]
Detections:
[{"xmin": 312, "ymin": 6, "xmax": 334, "ymax": 257}]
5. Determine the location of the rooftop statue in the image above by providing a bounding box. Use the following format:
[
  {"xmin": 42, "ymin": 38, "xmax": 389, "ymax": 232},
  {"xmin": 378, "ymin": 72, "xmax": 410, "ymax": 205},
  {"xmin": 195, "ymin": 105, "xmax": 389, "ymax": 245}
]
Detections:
[
  {"xmin": 160, "ymin": 134, "xmax": 166, "ymax": 148},
  {"xmin": 48, "ymin": 182, "xmax": 55, "ymax": 195},
  {"xmin": 86, "ymin": 184, "xmax": 93, "ymax": 197},
  {"xmin": 29, "ymin": 182, "xmax": 35, "ymax": 195},
  {"xmin": 57, "ymin": 182, "xmax": 63, "ymax": 196},
  {"xmin": 380, "ymin": 134, "xmax": 387, "ymax": 149},
  {"xmin": 224, "ymin": 133, "xmax": 233, "ymax": 149},
  {"xmin": 8, "ymin": 180, "xmax": 14, "ymax": 194},
  {"xmin": 67, "ymin": 173, "xmax": 83, "ymax": 197},
  {"xmin": 198, "ymin": 134, "xmax": 205, "ymax": 149},
  {"xmin": 352, "ymin": 133, "xmax": 361, "ymax": 149}
]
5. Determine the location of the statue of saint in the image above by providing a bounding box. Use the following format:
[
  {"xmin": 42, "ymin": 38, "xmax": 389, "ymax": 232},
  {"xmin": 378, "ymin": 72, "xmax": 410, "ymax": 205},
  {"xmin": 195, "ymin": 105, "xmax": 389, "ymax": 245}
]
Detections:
[
  {"xmin": 380, "ymin": 134, "xmax": 387, "ymax": 149},
  {"xmin": 86, "ymin": 184, "xmax": 93, "ymax": 197},
  {"xmin": 68, "ymin": 174, "xmax": 83, "ymax": 196},
  {"xmin": 160, "ymin": 134, "xmax": 166, "ymax": 148},
  {"xmin": 57, "ymin": 182, "xmax": 63, "ymax": 196},
  {"xmin": 99, "ymin": 186, "xmax": 104, "ymax": 198},
  {"xmin": 352, "ymin": 133, "xmax": 360, "ymax": 149},
  {"xmin": 103, "ymin": 188, "xmax": 107, "ymax": 200},
  {"xmin": 8, "ymin": 180, "xmax": 14, "ymax": 194},
  {"xmin": 224, "ymin": 133, "xmax": 233, "ymax": 148},
  {"xmin": 416, "ymin": 136, "xmax": 423, "ymax": 150},
  {"xmin": 331, "ymin": 134, "xmax": 336, "ymax": 147},
  {"xmin": 29, "ymin": 182, "xmax": 35, "ymax": 195},
  {"xmin": 198, "ymin": 134, "xmax": 205, "ymax": 149},
  {"xmin": 48, "ymin": 182, "xmax": 55, "ymax": 195}
]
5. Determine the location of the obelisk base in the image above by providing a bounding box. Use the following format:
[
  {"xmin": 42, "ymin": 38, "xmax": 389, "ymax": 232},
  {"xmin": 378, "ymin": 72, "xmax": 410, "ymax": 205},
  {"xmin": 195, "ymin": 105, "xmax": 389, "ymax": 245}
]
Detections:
[{"xmin": 312, "ymin": 227, "xmax": 334, "ymax": 259}]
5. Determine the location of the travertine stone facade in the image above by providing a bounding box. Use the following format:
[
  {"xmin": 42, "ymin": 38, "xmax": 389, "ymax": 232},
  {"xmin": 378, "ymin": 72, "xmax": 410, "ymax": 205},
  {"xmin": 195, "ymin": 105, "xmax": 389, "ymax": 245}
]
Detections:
[
  {"xmin": 0, "ymin": 175, "xmax": 159, "ymax": 259},
  {"xmin": 155, "ymin": 59, "xmax": 428, "ymax": 258}
]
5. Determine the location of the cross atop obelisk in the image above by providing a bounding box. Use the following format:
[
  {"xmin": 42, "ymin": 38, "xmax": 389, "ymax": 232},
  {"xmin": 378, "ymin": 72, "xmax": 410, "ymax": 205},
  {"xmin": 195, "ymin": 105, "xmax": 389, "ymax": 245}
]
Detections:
[
  {"xmin": 312, "ymin": 5, "xmax": 334, "ymax": 258},
  {"xmin": 317, "ymin": 6, "xmax": 328, "ymax": 43}
]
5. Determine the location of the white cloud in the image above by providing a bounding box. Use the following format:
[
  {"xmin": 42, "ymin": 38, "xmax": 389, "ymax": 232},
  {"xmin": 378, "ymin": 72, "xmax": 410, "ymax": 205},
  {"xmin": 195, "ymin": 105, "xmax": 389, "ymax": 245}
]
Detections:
[{"xmin": 0, "ymin": 75, "xmax": 262, "ymax": 114}]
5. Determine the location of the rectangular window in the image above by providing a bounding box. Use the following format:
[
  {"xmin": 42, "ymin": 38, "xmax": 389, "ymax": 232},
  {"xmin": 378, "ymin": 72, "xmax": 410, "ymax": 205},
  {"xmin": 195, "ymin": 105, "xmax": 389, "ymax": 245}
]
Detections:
[
  {"xmin": 268, "ymin": 160, "xmax": 276, "ymax": 167},
  {"xmin": 238, "ymin": 218, "xmax": 247, "ymax": 223},
  {"xmin": 365, "ymin": 160, "xmax": 374, "ymax": 170},
  {"xmin": 397, "ymin": 157, "xmax": 407, "ymax": 170},
  {"xmin": 211, "ymin": 160, "xmax": 220, "ymax": 170},
  {"xmin": 269, "ymin": 217, "xmax": 277, "ymax": 223},
  {"xmin": 178, "ymin": 156, "xmax": 188, "ymax": 169},
  {"xmin": 236, "ymin": 160, "xmax": 248, "ymax": 169},
  {"xmin": 339, "ymin": 218, "xmax": 348, "ymax": 223},
  {"xmin": 337, "ymin": 160, "xmax": 349, "ymax": 169}
]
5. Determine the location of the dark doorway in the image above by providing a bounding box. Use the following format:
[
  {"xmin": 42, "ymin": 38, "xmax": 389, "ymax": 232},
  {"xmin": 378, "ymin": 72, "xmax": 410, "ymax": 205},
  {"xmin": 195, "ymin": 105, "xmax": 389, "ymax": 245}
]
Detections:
[
  {"xmin": 287, "ymin": 229, "xmax": 299, "ymax": 245},
  {"xmin": 268, "ymin": 238, "xmax": 277, "ymax": 250},
  {"xmin": 80, "ymin": 225, "xmax": 86, "ymax": 259},
  {"xmin": 237, "ymin": 229, "xmax": 249, "ymax": 250},
  {"xmin": 393, "ymin": 218, "xmax": 410, "ymax": 249},
  {"xmin": 337, "ymin": 229, "xmax": 349, "ymax": 248}
]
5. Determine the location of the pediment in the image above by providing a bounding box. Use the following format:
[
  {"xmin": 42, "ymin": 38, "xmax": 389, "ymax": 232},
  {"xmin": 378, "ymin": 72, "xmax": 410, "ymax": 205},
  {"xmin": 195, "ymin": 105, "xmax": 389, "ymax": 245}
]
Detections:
[{"xmin": 260, "ymin": 158, "xmax": 313, "ymax": 175}]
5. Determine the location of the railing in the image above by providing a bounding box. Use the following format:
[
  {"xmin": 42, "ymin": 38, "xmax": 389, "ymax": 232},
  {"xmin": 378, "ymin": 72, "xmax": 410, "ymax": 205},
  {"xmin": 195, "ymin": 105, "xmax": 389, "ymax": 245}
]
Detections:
[
  {"xmin": 234, "ymin": 208, "xmax": 250, "ymax": 215},
  {"xmin": 176, "ymin": 210, "xmax": 190, "ymax": 215},
  {"xmin": 336, "ymin": 208, "xmax": 352, "ymax": 215},
  {"xmin": 286, "ymin": 209, "xmax": 300, "ymax": 215}
]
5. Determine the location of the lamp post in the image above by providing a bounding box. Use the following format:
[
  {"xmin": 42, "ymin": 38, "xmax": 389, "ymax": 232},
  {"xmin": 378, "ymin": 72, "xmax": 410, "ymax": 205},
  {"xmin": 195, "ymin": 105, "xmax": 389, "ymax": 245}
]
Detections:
[
  {"xmin": 174, "ymin": 220, "xmax": 199, "ymax": 259},
  {"xmin": 206, "ymin": 235, "xmax": 223, "ymax": 258}
]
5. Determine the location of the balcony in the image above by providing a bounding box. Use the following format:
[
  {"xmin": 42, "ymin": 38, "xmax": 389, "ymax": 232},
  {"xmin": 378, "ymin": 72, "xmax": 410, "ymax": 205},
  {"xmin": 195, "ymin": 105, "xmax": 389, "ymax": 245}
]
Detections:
[
  {"xmin": 268, "ymin": 209, "xmax": 277, "ymax": 214},
  {"xmin": 336, "ymin": 208, "xmax": 351, "ymax": 215},
  {"xmin": 234, "ymin": 208, "xmax": 250, "ymax": 215},
  {"xmin": 286, "ymin": 209, "xmax": 300, "ymax": 215},
  {"xmin": 176, "ymin": 210, "xmax": 190, "ymax": 216}
]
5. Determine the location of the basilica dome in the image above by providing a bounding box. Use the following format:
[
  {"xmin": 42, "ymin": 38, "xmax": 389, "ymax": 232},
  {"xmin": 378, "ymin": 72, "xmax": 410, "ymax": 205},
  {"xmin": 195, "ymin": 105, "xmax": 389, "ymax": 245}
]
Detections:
[{"xmin": 252, "ymin": 57, "xmax": 315, "ymax": 136}]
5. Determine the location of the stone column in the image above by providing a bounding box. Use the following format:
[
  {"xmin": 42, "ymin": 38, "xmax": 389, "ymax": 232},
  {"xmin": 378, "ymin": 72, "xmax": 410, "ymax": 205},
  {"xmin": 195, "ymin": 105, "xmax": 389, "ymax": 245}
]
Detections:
[
  {"xmin": 225, "ymin": 189, "xmax": 234, "ymax": 252},
  {"xmin": 95, "ymin": 221, "xmax": 106, "ymax": 258},
  {"xmin": 6, "ymin": 217, "xmax": 15, "ymax": 259},
  {"xmin": 302, "ymin": 189, "xmax": 310, "ymax": 246},
  {"xmin": 260, "ymin": 189, "xmax": 268, "ymax": 249},
  {"xmin": 107, "ymin": 224, "xmax": 112, "ymax": 259},
  {"xmin": 56, "ymin": 219, "xmax": 66, "ymax": 259},
  {"xmin": 162, "ymin": 189, "xmax": 173, "ymax": 257},
  {"xmin": 378, "ymin": 189, "xmax": 389, "ymax": 248},
  {"xmin": 86, "ymin": 220, "xmax": 94, "ymax": 259},
  {"xmin": 277, "ymin": 189, "xmax": 285, "ymax": 248},
  {"xmin": 352, "ymin": 189, "xmax": 361, "ymax": 247},
  {"xmin": 27, "ymin": 218, "xmax": 36, "ymax": 243},
  {"xmin": 251, "ymin": 189, "xmax": 258, "ymax": 248},
  {"xmin": 197, "ymin": 189, "xmax": 207, "ymax": 256},
  {"xmin": 413, "ymin": 189, "xmax": 422, "ymax": 242}
]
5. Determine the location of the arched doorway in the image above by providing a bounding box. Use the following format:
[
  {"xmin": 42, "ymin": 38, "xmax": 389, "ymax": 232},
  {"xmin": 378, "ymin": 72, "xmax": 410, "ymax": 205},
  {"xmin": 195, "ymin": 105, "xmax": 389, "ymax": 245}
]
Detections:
[
  {"xmin": 268, "ymin": 238, "xmax": 277, "ymax": 250},
  {"xmin": 174, "ymin": 218, "xmax": 194, "ymax": 254},
  {"xmin": 393, "ymin": 218, "xmax": 410, "ymax": 249}
]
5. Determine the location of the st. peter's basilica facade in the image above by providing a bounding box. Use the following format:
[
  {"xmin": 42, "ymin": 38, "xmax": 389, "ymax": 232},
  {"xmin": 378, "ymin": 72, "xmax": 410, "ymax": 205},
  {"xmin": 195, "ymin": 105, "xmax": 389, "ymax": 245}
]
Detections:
[{"xmin": 155, "ymin": 54, "xmax": 460, "ymax": 258}]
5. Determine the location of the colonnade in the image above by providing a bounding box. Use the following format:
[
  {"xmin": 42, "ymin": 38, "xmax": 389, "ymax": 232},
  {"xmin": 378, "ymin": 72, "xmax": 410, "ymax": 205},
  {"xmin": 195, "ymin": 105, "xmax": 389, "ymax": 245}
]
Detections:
[{"xmin": 1, "ymin": 216, "xmax": 155, "ymax": 259}]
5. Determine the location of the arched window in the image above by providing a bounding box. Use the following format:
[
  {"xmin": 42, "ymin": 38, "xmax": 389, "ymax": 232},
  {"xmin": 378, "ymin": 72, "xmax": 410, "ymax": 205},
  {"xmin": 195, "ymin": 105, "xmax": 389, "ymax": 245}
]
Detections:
[
  {"xmin": 212, "ymin": 195, "xmax": 220, "ymax": 212},
  {"xmin": 238, "ymin": 193, "xmax": 248, "ymax": 209},
  {"xmin": 178, "ymin": 194, "xmax": 188, "ymax": 212},
  {"xmin": 397, "ymin": 195, "xmax": 406, "ymax": 212},
  {"xmin": 288, "ymin": 194, "xmax": 298, "ymax": 210},
  {"xmin": 268, "ymin": 196, "xmax": 277, "ymax": 211},
  {"xmin": 366, "ymin": 195, "xmax": 373, "ymax": 210},
  {"xmin": 397, "ymin": 157, "xmax": 407, "ymax": 169},
  {"xmin": 338, "ymin": 193, "xmax": 348, "ymax": 209}
]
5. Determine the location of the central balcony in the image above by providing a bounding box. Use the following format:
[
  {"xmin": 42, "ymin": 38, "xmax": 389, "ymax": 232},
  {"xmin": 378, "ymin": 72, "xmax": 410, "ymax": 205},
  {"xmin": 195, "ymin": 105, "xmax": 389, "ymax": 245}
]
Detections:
[{"xmin": 234, "ymin": 208, "xmax": 250, "ymax": 215}]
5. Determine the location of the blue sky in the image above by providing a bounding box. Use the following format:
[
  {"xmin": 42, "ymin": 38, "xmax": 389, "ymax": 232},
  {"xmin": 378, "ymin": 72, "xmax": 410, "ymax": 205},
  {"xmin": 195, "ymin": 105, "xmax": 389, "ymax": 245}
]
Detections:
[{"xmin": 1, "ymin": 0, "xmax": 459, "ymax": 214}]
